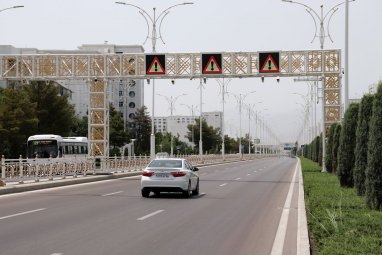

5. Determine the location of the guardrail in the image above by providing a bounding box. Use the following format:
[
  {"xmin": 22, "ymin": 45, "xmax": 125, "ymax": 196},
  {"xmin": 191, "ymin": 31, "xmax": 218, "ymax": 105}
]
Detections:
[{"xmin": 1, "ymin": 153, "xmax": 275, "ymax": 185}]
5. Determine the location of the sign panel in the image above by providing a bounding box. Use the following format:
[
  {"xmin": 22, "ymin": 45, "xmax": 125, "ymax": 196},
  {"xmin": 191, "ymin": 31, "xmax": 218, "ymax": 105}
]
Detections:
[
  {"xmin": 146, "ymin": 54, "xmax": 166, "ymax": 75},
  {"xmin": 201, "ymin": 53, "xmax": 222, "ymax": 74},
  {"xmin": 259, "ymin": 52, "xmax": 280, "ymax": 73}
]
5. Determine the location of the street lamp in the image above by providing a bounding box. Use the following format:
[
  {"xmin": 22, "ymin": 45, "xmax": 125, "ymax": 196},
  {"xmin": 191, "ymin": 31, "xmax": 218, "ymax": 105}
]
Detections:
[
  {"xmin": 247, "ymin": 102, "xmax": 262, "ymax": 156},
  {"xmin": 157, "ymin": 93, "xmax": 187, "ymax": 156},
  {"xmin": 180, "ymin": 103, "xmax": 199, "ymax": 152},
  {"xmin": 0, "ymin": 5, "xmax": 24, "ymax": 13},
  {"xmin": 216, "ymin": 78, "xmax": 232, "ymax": 160},
  {"xmin": 116, "ymin": 1, "xmax": 194, "ymax": 159},
  {"xmin": 229, "ymin": 91, "xmax": 256, "ymax": 156}
]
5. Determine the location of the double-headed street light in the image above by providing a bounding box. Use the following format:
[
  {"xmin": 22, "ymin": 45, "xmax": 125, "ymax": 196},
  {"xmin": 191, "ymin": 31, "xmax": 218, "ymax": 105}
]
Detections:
[
  {"xmin": 115, "ymin": 1, "xmax": 193, "ymax": 159},
  {"xmin": 157, "ymin": 93, "xmax": 187, "ymax": 156}
]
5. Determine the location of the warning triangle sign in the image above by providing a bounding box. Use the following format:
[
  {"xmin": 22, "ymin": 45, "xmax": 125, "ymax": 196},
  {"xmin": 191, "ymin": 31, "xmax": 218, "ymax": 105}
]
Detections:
[
  {"xmin": 203, "ymin": 56, "xmax": 222, "ymax": 74},
  {"xmin": 260, "ymin": 54, "xmax": 279, "ymax": 73},
  {"xmin": 147, "ymin": 57, "xmax": 165, "ymax": 74}
]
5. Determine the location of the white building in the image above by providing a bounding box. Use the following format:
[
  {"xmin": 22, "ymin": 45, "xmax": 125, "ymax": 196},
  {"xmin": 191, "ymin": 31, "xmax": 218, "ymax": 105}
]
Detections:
[
  {"xmin": 0, "ymin": 43, "xmax": 145, "ymax": 128},
  {"xmin": 154, "ymin": 111, "xmax": 222, "ymax": 145}
]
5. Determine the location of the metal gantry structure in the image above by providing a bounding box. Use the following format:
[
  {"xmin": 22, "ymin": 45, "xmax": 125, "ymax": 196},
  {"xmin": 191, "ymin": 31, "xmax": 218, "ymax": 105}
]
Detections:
[{"xmin": 0, "ymin": 49, "xmax": 341, "ymax": 157}]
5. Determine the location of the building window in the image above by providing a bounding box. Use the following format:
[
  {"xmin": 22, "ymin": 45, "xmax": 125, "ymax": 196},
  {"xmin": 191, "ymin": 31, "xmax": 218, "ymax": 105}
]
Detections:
[
  {"xmin": 129, "ymin": 113, "xmax": 135, "ymax": 119},
  {"xmin": 129, "ymin": 102, "xmax": 135, "ymax": 108},
  {"xmin": 129, "ymin": 91, "xmax": 135, "ymax": 98},
  {"xmin": 119, "ymin": 91, "xmax": 123, "ymax": 96},
  {"xmin": 128, "ymin": 80, "xmax": 136, "ymax": 87},
  {"xmin": 119, "ymin": 101, "xmax": 123, "ymax": 107}
]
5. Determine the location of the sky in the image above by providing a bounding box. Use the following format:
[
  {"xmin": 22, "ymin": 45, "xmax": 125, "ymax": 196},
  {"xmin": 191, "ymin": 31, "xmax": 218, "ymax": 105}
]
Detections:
[{"xmin": 1, "ymin": 0, "xmax": 382, "ymax": 143}]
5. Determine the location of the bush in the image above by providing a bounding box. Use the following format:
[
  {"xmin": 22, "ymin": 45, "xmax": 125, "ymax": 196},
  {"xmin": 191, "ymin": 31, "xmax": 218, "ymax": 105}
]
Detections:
[
  {"xmin": 337, "ymin": 103, "xmax": 359, "ymax": 187},
  {"xmin": 332, "ymin": 124, "xmax": 342, "ymax": 174},
  {"xmin": 326, "ymin": 123, "xmax": 339, "ymax": 173},
  {"xmin": 354, "ymin": 94, "xmax": 374, "ymax": 196},
  {"xmin": 366, "ymin": 81, "xmax": 382, "ymax": 210}
]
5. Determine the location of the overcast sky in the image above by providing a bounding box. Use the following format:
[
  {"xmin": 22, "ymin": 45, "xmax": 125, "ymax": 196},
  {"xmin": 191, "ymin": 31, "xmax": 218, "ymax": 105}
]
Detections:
[{"xmin": 2, "ymin": 0, "xmax": 381, "ymax": 143}]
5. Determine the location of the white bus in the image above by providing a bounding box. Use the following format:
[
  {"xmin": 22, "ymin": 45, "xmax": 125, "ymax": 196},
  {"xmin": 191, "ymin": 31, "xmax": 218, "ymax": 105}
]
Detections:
[{"xmin": 27, "ymin": 134, "xmax": 88, "ymax": 158}]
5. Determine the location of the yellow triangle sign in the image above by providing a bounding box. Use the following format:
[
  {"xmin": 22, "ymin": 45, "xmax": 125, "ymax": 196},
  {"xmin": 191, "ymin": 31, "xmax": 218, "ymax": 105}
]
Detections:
[
  {"xmin": 203, "ymin": 56, "xmax": 222, "ymax": 74},
  {"xmin": 147, "ymin": 57, "xmax": 165, "ymax": 74},
  {"xmin": 260, "ymin": 54, "xmax": 279, "ymax": 73}
]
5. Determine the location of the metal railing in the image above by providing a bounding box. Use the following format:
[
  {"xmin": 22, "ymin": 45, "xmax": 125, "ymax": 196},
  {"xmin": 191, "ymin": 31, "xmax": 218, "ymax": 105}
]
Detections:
[{"xmin": 1, "ymin": 153, "xmax": 275, "ymax": 184}]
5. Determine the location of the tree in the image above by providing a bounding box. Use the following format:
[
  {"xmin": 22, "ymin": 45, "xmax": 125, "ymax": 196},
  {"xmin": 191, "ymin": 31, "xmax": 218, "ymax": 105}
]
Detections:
[
  {"xmin": 186, "ymin": 118, "xmax": 222, "ymax": 154},
  {"xmin": 24, "ymin": 81, "xmax": 75, "ymax": 135},
  {"xmin": 130, "ymin": 106, "xmax": 151, "ymax": 155},
  {"xmin": 337, "ymin": 103, "xmax": 359, "ymax": 187},
  {"xmin": 70, "ymin": 115, "xmax": 88, "ymax": 137},
  {"xmin": 325, "ymin": 123, "xmax": 339, "ymax": 173},
  {"xmin": 354, "ymin": 94, "xmax": 374, "ymax": 196},
  {"xmin": 366, "ymin": 82, "xmax": 382, "ymax": 209},
  {"xmin": 0, "ymin": 84, "xmax": 38, "ymax": 158},
  {"xmin": 332, "ymin": 124, "xmax": 342, "ymax": 174},
  {"xmin": 109, "ymin": 105, "xmax": 129, "ymax": 156}
]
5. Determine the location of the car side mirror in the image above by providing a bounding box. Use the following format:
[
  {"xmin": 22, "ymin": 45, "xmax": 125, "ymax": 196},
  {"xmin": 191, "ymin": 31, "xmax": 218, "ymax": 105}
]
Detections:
[{"xmin": 193, "ymin": 167, "xmax": 199, "ymax": 172}]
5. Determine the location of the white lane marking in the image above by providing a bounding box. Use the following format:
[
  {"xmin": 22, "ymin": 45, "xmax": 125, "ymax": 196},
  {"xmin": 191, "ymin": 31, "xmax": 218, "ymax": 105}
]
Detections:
[
  {"xmin": 270, "ymin": 161, "xmax": 298, "ymax": 255},
  {"xmin": 247, "ymin": 174, "xmax": 251, "ymax": 176},
  {"xmin": 137, "ymin": 210, "xmax": 164, "ymax": 221},
  {"xmin": 253, "ymin": 170, "xmax": 258, "ymax": 173},
  {"xmin": 101, "ymin": 191, "xmax": 123, "ymax": 197},
  {"xmin": 235, "ymin": 178, "xmax": 241, "ymax": 181},
  {"xmin": 0, "ymin": 208, "xmax": 46, "ymax": 221},
  {"xmin": 50, "ymin": 253, "xmax": 63, "ymax": 255},
  {"xmin": 219, "ymin": 183, "xmax": 228, "ymax": 187}
]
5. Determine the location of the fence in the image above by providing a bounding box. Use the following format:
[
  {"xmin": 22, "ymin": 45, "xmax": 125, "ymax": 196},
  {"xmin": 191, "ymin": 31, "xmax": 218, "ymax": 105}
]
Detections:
[{"xmin": 1, "ymin": 153, "xmax": 274, "ymax": 184}]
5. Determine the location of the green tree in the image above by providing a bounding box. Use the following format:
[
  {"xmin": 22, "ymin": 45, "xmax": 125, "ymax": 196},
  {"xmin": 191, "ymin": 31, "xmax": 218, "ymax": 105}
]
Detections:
[
  {"xmin": 0, "ymin": 84, "xmax": 38, "ymax": 158},
  {"xmin": 130, "ymin": 106, "xmax": 151, "ymax": 155},
  {"xmin": 186, "ymin": 118, "xmax": 222, "ymax": 154},
  {"xmin": 354, "ymin": 94, "xmax": 374, "ymax": 196},
  {"xmin": 70, "ymin": 115, "xmax": 88, "ymax": 137},
  {"xmin": 332, "ymin": 124, "xmax": 342, "ymax": 174},
  {"xmin": 366, "ymin": 82, "xmax": 382, "ymax": 209},
  {"xmin": 109, "ymin": 105, "xmax": 129, "ymax": 156},
  {"xmin": 337, "ymin": 103, "xmax": 359, "ymax": 187},
  {"xmin": 325, "ymin": 123, "xmax": 339, "ymax": 173},
  {"xmin": 224, "ymin": 135, "xmax": 239, "ymax": 154},
  {"xmin": 24, "ymin": 81, "xmax": 75, "ymax": 135},
  {"xmin": 318, "ymin": 133, "xmax": 322, "ymax": 166}
]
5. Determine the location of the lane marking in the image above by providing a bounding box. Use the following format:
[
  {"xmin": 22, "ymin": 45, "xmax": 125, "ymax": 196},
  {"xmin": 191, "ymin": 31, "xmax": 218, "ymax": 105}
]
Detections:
[
  {"xmin": 219, "ymin": 183, "xmax": 228, "ymax": 187},
  {"xmin": 235, "ymin": 178, "xmax": 241, "ymax": 181},
  {"xmin": 198, "ymin": 192, "xmax": 206, "ymax": 197},
  {"xmin": 253, "ymin": 170, "xmax": 258, "ymax": 173},
  {"xmin": 101, "ymin": 191, "xmax": 123, "ymax": 197},
  {"xmin": 137, "ymin": 210, "xmax": 164, "ymax": 221},
  {"xmin": 247, "ymin": 174, "xmax": 251, "ymax": 176},
  {"xmin": 0, "ymin": 208, "xmax": 46, "ymax": 221},
  {"xmin": 270, "ymin": 161, "xmax": 298, "ymax": 255}
]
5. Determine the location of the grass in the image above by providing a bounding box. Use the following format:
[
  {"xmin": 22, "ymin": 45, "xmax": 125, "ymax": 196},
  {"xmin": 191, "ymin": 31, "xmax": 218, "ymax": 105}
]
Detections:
[{"xmin": 300, "ymin": 157, "xmax": 382, "ymax": 255}]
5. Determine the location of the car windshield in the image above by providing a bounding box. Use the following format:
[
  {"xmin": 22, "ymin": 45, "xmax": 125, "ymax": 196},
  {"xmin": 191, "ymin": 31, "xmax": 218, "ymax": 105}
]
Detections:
[{"xmin": 148, "ymin": 159, "xmax": 183, "ymax": 168}]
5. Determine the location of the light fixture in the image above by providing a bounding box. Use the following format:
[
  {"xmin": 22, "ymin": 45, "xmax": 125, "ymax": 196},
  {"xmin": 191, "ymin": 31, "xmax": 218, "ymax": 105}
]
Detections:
[
  {"xmin": 203, "ymin": 77, "xmax": 207, "ymax": 84},
  {"xmin": 261, "ymin": 76, "xmax": 264, "ymax": 83},
  {"xmin": 276, "ymin": 76, "xmax": 280, "ymax": 83},
  {"xmin": 171, "ymin": 79, "xmax": 175, "ymax": 85},
  {"xmin": 146, "ymin": 78, "xmax": 150, "ymax": 84}
]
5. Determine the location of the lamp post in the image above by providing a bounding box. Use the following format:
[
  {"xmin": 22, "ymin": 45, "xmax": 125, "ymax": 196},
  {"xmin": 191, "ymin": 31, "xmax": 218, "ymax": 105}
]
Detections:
[
  {"xmin": 181, "ymin": 103, "xmax": 198, "ymax": 152},
  {"xmin": 216, "ymin": 78, "xmax": 232, "ymax": 160},
  {"xmin": 0, "ymin": 5, "xmax": 24, "ymax": 13},
  {"xmin": 116, "ymin": 1, "xmax": 193, "ymax": 159},
  {"xmin": 247, "ymin": 102, "xmax": 261, "ymax": 156},
  {"xmin": 229, "ymin": 91, "xmax": 256, "ymax": 156},
  {"xmin": 157, "ymin": 93, "xmax": 187, "ymax": 156}
]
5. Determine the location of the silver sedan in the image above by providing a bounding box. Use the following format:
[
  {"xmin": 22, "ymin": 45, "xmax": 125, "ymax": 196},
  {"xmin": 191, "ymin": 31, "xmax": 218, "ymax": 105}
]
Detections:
[{"xmin": 141, "ymin": 158, "xmax": 199, "ymax": 198}]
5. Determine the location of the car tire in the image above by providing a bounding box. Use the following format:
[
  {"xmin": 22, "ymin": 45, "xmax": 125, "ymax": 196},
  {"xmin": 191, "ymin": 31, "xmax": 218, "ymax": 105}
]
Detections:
[
  {"xmin": 183, "ymin": 181, "xmax": 192, "ymax": 198},
  {"xmin": 141, "ymin": 188, "xmax": 150, "ymax": 198},
  {"xmin": 192, "ymin": 179, "xmax": 199, "ymax": 196}
]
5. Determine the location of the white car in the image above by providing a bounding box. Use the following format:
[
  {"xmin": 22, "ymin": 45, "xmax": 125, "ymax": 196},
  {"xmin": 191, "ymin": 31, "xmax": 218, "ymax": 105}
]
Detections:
[{"xmin": 141, "ymin": 158, "xmax": 199, "ymax": 198}]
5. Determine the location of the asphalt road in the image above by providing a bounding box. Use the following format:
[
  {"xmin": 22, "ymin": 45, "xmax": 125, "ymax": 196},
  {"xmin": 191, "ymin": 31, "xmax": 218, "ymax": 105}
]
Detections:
[{"xmin": 0, "ymin": 157, "xmax": 299, "ymax": 255}]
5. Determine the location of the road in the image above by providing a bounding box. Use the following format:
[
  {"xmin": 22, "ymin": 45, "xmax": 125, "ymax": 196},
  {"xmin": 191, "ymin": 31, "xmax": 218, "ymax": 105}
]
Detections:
[{"xmin": 0, "ymin": 157, "xmax": 300, "ymax": 255}]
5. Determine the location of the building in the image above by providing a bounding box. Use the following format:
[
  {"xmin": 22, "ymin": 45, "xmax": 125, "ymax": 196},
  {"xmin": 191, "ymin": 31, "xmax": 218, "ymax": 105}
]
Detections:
[
  {"xmin": 154, "ymin": 111, "xmax": 223, "ymax": 145},
  {"xmin": 0, "ymin": 43, "xmax": 145, "ymax": 128}
]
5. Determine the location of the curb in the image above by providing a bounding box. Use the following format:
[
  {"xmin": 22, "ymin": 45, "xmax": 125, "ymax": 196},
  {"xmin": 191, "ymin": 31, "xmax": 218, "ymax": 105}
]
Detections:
[{"xmin": 297, "ymin": 158, "xmax": 311, "ymax": 255}]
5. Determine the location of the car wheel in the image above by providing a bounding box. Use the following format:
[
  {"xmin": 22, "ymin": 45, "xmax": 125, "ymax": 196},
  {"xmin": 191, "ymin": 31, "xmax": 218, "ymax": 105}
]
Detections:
[
  {"xmin": 141, "ymin": 188, "xmax": 150, "ymax": 198},
  {"xmin": 183, "ymin": 181, "xmax": 192, "ymax": 198},
  {"xmin": 192, "ymin": 179, "xmax": 199, "ymax": 196}
]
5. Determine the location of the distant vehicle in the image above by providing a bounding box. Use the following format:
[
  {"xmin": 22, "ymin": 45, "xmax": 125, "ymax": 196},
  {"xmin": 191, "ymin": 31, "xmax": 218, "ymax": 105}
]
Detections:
[
  {"xmin": 155, "ymin": 152, "xmax": 170, "ymax": 158},
  {"xmin": 141, "ymin": 158, "xmax": 199, "ymax": 198},
  {"xmin": 27, "ymin": 134, "xmax": 88, "ymax": 158}
]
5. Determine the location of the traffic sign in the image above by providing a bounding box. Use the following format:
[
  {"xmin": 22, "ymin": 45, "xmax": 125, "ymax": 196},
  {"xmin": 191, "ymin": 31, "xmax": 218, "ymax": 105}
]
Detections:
[
  {"xmin": 259, "ymin": 52, "xmax": 280, "ymax": 73},
  {"xmin": 146, "ymin": 54, "xmax": 166, "ymax": 75},
  {"xmin": 201, "ymin": 53, "xmax": 222, "ymax": 74}
]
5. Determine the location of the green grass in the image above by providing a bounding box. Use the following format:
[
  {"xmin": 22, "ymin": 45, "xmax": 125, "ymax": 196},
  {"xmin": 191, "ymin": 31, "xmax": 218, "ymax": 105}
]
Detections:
[{"xmin": 300, "ymin": 157, "xmax": 382, "ymax": 255}]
